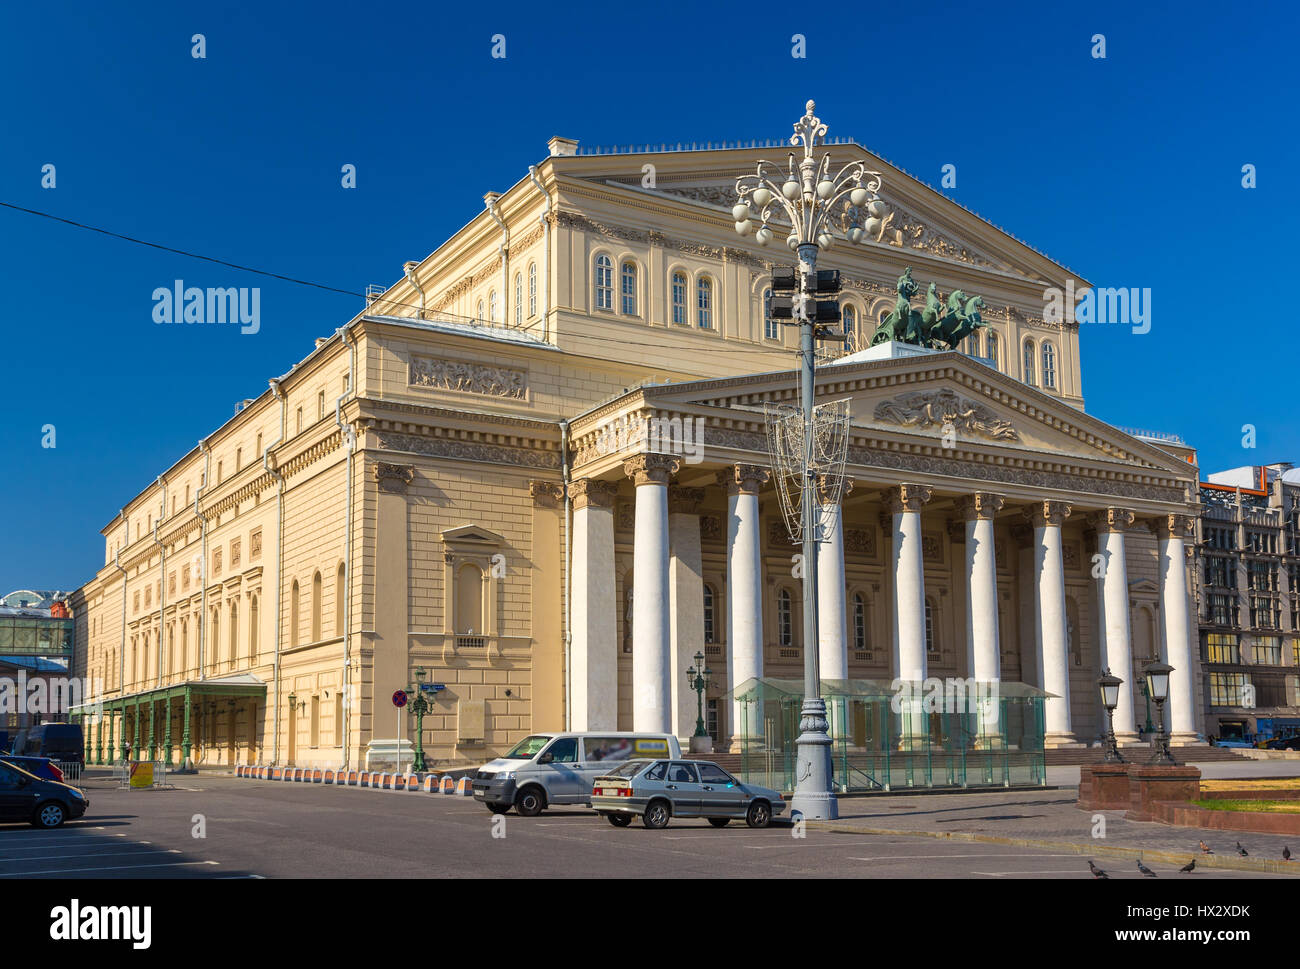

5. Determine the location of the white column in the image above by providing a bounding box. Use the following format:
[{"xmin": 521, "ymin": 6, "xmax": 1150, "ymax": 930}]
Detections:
[
  {"xmin": 570, "ymin": 478, "xmax": 619, "ymax": 730},
  {"xmin": 887, "ymin": 484, "xmax": 932, "ymax": 683},
  {"xmin": 667, "ymin": 485, "xmax": 705, "ymax": 746},
  {"xmin": 887, "ymin": 484, "xmax": 932, "ymax": 747},
  {"xmin": 721, "ymin": 465, "xmax": 769, "ymax": 750},
  {"xmin": 956, "ymin": 493, "xmax": 1004, "ymax": 744},
  {"xmin": 1027, "ymin": 501, "xmax": 1077, "ymax": 746},
  {"xmin": 816, "ymin": 481, "xmax": 852, "ymax": 682},
  {"xmin": 627, "ymin": 455, "xmax": 678, "ymax": 733},
  {"xmin": 1156, "ymin": 513, "xmax": 1201, "ymax": 743},
  {"xmin": 1090, "ymin": 508, "xmax": 1139, "ymax": 744}
]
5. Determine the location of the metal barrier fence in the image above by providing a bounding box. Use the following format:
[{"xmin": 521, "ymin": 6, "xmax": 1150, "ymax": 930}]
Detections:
[
  {"xmin": 113, "ymin": 760, "xmax": 174, "ymax": 790},
  {"xmin": 54, "ymin": 761, "xmax": 83, "ymax": 784}
]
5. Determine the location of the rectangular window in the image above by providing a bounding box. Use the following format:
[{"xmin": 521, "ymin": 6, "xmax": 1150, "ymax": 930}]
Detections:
[
  {"xmin": 318, "ymin": 391, "xmax": 326, "ymax": 420},
  {"xmin": 310, "ymin": 695, "xmax": 320, "ymax": 747},
  {"xmin": 1205, "ymin": 633, "xmax": 1240, "ymax": 664},
  {"xmin": 1209, "ymin": 672, "xmax": 1250, "ymax": 707},
  {"xmin": 1253, "ymin": 636, "xmax": 1282, "ymax": 665},
  {"xmin": 1207, "ymin": 593, "xmax": 1237, "ymax": 627}
]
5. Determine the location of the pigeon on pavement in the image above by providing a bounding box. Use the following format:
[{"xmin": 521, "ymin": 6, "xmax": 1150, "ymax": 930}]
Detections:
[
  {"xmin": 1180, "ymin": 859, "xmax": 1196, "ymax": 873},
  {"xmin": 1199, "ymin": 840, "xmax": 1213, "ymax": 854},
  {"xmin": 1236, "ymin": 841, "xmax": 1249, "ymax": 857},
  {"xmin": 1284, "ymin": 846, "xmax": 1292, "ymax": 862},
  {"xmin": 1137, "ymin": 859, "xmax": 1157, "ymax": 877},
  {"xmin": 1089, "ymin": 860, "xmax": 1109, "ymax": 879}
]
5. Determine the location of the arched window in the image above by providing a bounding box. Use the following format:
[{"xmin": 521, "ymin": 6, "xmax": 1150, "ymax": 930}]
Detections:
[
  {"xmin": 290, "ymin": 580, "xmax": 300, "ymax": 648},
  {"xmin": 620, "ymin": 261, "xmax": 638, "ymax": 315},
  {"xmin": 671, "ymin": 271, "xmax": 688, "ymax": 324},
  {"xmin": 229, "ymin": 600, "xmax": 238, "ymax": 667},
  {"xmin": 514, "ymin": 273, "xmax": 523, "ymax": 326},
  {"xmin": 335, "ymin": 563, "xmax": 345, "ymax": 637},
  {"xmin": 311, "ymin": 571, "xmax": 322, "ymax": 642},
  {"xmin": 477, "ymin": 298, "xmax": 484, "ymax": 321},
  {"xmin": 528, "ymin": 261, "xmax": 537, "ymax": 318},
  {"xmin": 455, "ymin": 563, "xmax": 483, "ymax": 635},
  {"xmin": 985, "ymin": 331, "xmax": 999, "ymax": 371},
  {"xmin": 852, "ymin": 593, "xmax": 867, "ymax": 651},
  {"xmin": 843, "ymin": 304, "xmax": 856, "ymax": 341},
  {"xmin": 595, "ymin": 254, "xmax": 613, "ymax": 310},
  {"xmin": 623, "ymin": 576, "xmax": 634, "ymax": 654},
  {"xmin": 488, "ymin": 289, "xmax": 498, "ymax": 323},
  {"xmin": 211, "ymin": 608, "xmax": 220, "ymax": 667},
  {"xmin": 763, "ymin": 288, "xmax": 778, "ymax": 340},
  {"xmin": 778, "ymin": 588, "xmax": 793, "ymax": 647},
  {"xmin": 703, "ymin": 583, "xmax": 716, "ymax": 644},
  {"xmin": 1022, "ymin": 339, "xmax": 1036, "ymax": 386},
  {"xmin": 180, "ymin": 618, "xmax": 188, "ymax": 675},
  {"xmin": 697, "ymin": 276, "xmax": 713, "ymax": 329},
  {"xmin": 925, "ymin": 598, "xmax": 937, "ymax": 654},
  {"xmin": 1041, "ymin": 341, "xmax": 1057, "ymax": 390},
  {"xmin": 249, "ymin": 595, "xmax": 258, "ymax": 663}
]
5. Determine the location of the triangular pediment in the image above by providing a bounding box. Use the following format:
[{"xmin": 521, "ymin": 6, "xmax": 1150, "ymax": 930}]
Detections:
[
  {"xmin": 440, "ymin": 524, "xmax": 504, "ymax": 547},
  {"xmin": 557, "ymin": 141, "xmax": 1079, "ymax": 286},
  {"xmin": 632, "ymin": 349, "xmax": 1194, "ymax": 482}
]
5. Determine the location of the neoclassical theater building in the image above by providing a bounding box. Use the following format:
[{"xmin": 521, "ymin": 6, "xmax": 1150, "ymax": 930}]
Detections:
[{"xmin": 71, "ymin": 129, "xmax": 1204, "ymax": 768}]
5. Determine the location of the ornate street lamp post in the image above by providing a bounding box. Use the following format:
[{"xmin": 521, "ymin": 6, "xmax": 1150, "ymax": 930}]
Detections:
[
  {"xmin": 732, "ymin": 101, "xmax": 885, "ymax": 820},
  {"xmin": 1097, "ymin": 668, "xmax": 1124, "ymax": 764},
  {"xmin": 1143, "ymin": 661, "xmax": 1176, "ymax": 765},
  {"xmin": 685, "ymin": 651, "xmax": 713, "ymax": 753},
  {"xmin": 405, "ymin": 667, "xmax": 434, "ymax": 773}
]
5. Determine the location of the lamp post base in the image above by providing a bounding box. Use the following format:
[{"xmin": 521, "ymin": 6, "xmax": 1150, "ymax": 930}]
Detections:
[{"xmin": 788, "ymin": 697, "xmax": 839, "ymax": 821}]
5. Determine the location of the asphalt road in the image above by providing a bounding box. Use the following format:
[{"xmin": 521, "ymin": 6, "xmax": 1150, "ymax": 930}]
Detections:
[{"xmin": 0, "ymin": 774, "xmax": 1288, "ymax": 879}]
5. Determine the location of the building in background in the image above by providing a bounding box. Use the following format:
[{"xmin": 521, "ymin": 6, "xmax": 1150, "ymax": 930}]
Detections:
[
  {"xmin": 1, "ymin": 590, "xmax": 76, "ymax": 732},
  {"xmin": 1195, "ymin": 464, "xmax": 1300, "ymax": 744}
]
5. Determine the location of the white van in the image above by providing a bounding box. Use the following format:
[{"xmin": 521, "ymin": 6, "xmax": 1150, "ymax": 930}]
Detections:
[{"xmin": 471, "ymin": 731, "xmax": 682, "ymax": 816}]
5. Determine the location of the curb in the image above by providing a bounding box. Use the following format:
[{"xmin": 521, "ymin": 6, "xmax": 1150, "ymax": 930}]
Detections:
[{"xmin": 804, "ymin": 820, "xmax": 1300, "ymax": 875}]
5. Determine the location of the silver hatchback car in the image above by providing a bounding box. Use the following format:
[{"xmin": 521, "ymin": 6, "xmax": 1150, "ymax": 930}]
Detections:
[{"xmin": 589, "ymin": 759, "xmax": 785, "ymax": 829}]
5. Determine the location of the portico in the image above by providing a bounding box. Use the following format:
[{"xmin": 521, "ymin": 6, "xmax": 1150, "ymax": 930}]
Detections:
[{"xmin": 563, "ymin": 347, "xmax": 1203, "ymax": 750}]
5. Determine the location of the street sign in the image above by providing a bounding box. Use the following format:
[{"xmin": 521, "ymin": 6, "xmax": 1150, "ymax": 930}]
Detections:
[{"xmin": 392, "ymin": 690, "xmax": 408, "ymax": 708}]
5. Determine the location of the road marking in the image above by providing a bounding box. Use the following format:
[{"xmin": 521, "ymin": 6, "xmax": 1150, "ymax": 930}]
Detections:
[
  {"xmin": 847, "ymin": 853, "xmax": 1079, "ymax": 861},
  {"xmin": 971, "ymin": 870, "xmax": 1095, "ymax": 877},
  {"xmin": 0, "ymin": 860, "xmax": 219, "ymax": 876},
  {"xmin": 0, "ymin": 834, "xmax": 131, "ymax": 850},
  {"xmin": 0, "ymin": 848, "xmax": 181, "ymax": 863}
]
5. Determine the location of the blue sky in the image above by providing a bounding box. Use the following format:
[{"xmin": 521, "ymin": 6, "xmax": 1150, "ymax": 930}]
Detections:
[{"xmin": 0, "ymin": 1, "xmax": 1295, "ymax": 593}]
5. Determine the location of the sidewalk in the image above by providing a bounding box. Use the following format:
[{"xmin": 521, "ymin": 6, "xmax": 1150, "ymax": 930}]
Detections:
[{"xmin": 808, "ymin": 786, "xmax": 1300, "ymax": 875}]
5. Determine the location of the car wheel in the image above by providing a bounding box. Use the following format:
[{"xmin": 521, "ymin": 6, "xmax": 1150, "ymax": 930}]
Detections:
[
  {"xmin": 746, "ymin": 800, "xmax": 771, "ymax": 829},
  {"xmin": 515, "ymin": 787, "xmax": 546, "ymax": 817},
  {"xmin": 642, "ymin": 799, "xmax": 671, "ymax": 829},
  {"xmin": 488, "ymin": 804, "xmax": 510, "ymax": 815},
  {"xmin": 606, "ymin": 813, "xmax": 632, "ymax": 827},
  {"xmin": 708, "ymin": 817, "xmax": 731, "ymax": 828},
  {"xmin": 33, "ymin": 801, "xmax": 66, "ymax": 829}
]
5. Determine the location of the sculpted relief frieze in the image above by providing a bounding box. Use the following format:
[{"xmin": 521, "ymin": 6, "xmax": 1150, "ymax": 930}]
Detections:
[
  {"xmin": 873, "ymin": 389, "xmax": 1019, "ymax": 442},
  {"xmin": 373, "ymin": 431, "xmax": 559, "ymax": 470},
  {"xmin": 409, "ymin": 354, "xmax": 526, "ymax": 400}
]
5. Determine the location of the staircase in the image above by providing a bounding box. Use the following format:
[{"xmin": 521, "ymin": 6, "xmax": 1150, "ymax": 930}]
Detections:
[{"xmin": 1044, "ymin": 745, "xmax": 1251, "ymax": 766}]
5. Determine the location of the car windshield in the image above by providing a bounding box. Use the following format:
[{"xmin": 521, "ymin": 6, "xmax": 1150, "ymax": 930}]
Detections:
[
  {"xmin": 503, "ymin": 735, "xmax": 553, "ymax": 759},
  {"xmin": 601, "ymin": 760, "xmax": 650, "ymax": 779}
]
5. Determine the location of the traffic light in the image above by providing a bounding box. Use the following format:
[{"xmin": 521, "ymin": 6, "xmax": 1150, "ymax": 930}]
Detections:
[
  {"xmin": 767, "ymin": 266, "xmax": 842, "ymax": 334},
  {"xmin": 769, "ymin": 266, "xmax": 798, "ymax": 320}
]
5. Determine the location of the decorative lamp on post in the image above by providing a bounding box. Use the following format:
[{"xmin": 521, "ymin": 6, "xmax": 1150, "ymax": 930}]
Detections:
[
  {"xmin": 731, "ymin": 101, "xmax": 886, "ymax": 821},
  {"xmin": 405, "ymin": 666, "xmax": 434, "ymax": 772},
  {"xmin": 686, "ymin": 651, "xmax": 713, "ymax": 754},
  {"xmin": 1143, "ymin": 661, "xmax": 1176, "ymax": 765},
  {"xmin": 1097, "ymin": 668, "xmax": 1124, "ymax": 764}
]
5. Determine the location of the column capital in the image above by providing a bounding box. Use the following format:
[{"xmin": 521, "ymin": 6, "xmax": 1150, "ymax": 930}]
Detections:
[
  {"xmin": 1023, "ymin": 500, "xmax": 1072, "ymax": 528},
  {"xmin": 883, "ymin": 483, "xmax": 933, "ymax": 515},
  {"xmin": 667, "ymin": 485, "xmax": 706, "ymax": 515},
  {"xmin": 815, "ymin": 475, "xmax": 854, "ymax": 506},
  {"xmin": 716, "ymin": 463, "xmax": 770, "ymax": 496},
  {"xmin": 1152, "ymin": 513, "xmax": 1196, "ymax": 540},
  {"xmin": 570, "ymin": 478, "xmax": 619, "ymax": 510},
  {"xmin": 954, "ymin": 492, "xmax": 1005, "ymax": 522},
  {"xmin": 374, "ymin": 462, "xmax": 414, "ymax": 493},
  {"xmin": 529, "ymin": 480, "xmax": 566, "ymax": 509},
  {"xmin": 1088, "ymin": 507, "xmax": 1136, "ymax": 533},
  {"xmin": 624, "ymin": 453, "xmax": 679, "ymax": 487}
]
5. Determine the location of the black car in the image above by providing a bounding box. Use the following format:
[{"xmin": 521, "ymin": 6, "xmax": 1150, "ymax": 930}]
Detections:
[
  {"xmin": 1265, "ymin": 734, "xmax": 1300, "ymax": 751},
  {"xmin": 0, "ymin": 760, "xmax": 89, "ymax": 828},
  {"xmin": 18, "ymin": 723, "xmax": 84, "ymax": 766}
]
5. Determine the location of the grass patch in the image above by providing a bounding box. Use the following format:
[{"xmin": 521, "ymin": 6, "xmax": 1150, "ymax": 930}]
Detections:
[
  {"xmin": 1200, "ymin": 778, "xmax": 1300, "ymax": 792},
  {"xmin": 1191, "ymin": 799, "xmax": 1300, "ymax": 814}
]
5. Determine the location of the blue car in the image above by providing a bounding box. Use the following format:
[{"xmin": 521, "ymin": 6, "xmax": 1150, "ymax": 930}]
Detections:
[{"xmin": 0, "ymin": 755, "xmax": 67, "ymax": 783}]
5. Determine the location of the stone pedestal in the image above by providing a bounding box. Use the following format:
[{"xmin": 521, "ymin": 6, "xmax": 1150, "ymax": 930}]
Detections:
[
  {"xmin": 1125, "ymin": 764, "xmax": 1201, "ymax": 821},
  {"xmin": 1077, "ymin": 763, "xmax": 1130, "ymax": 811},
  {"xmin": 689, "ymin": 735, "xmax": 713, "ymax": 754}
]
